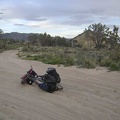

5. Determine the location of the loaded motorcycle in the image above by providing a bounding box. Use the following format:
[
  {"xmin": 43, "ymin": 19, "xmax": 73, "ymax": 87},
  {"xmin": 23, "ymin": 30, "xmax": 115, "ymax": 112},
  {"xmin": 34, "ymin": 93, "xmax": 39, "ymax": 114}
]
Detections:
[{"xmin": 20, "ymin": 66, "xmax": 63, "ymax": 90}]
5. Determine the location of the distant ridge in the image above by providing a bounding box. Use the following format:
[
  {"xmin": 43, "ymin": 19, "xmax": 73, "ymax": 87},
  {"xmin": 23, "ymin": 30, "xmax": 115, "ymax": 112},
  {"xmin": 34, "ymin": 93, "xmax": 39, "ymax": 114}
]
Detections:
[
  {"xmin": 1, "ymin": 32, "xmax": 35, "ymax": 41},
  {"xmin": 1, "ymin": 32, "xmax": 71, "ymax": 41}
]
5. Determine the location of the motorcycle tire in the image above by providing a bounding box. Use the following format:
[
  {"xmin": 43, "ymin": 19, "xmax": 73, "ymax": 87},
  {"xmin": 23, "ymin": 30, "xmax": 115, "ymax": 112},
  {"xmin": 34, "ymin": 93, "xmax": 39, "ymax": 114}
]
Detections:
[
  {"xmin": 21, "ymin": 80, "xmax": 26, "ymax": 84},
  {"xmin": 27, "ymin": 80, "xmax": 34, "ymax": 85}
]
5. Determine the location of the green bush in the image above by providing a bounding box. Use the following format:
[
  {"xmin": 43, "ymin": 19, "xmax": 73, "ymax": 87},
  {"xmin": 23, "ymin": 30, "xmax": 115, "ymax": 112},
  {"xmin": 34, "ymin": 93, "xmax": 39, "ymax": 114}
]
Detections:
[
  {"xmin": 19, "ymin": 46, "xmax": 120, "ymax": 71},
  {"xmin": 63, "ymin": 56, "xmax": 75, "ymax": 66},
  {"xmin": 40, "ymin": 54, "xmax": 74, "ymax": 66},
  {"xmin": 100, "ymin": 58, "xmax": 120, "ymax": 71},
  {"xmin": 110, "ymin": 48, "xmax": 120, "ymax": 62},
  {"xmin": 32, "ymin": 55, "xmax": 41, "ymax": 60},
  {"xmin": 41, "ymin": 55, "xmax": 63, "ymax": 65},
  {"xmin": 109, "ymin": 62, "xmax": 120, "ymax": 71},
  {"xmin": 83, "ymin": 59, "xmax": 96, "ymax": 69},
  {"xmin": 100, "ymin": 58, "xmax": 112, "ymax": 67},
  {"xmin": 22, "ymin": 47, "xmax": 30, "ymax": 52}
]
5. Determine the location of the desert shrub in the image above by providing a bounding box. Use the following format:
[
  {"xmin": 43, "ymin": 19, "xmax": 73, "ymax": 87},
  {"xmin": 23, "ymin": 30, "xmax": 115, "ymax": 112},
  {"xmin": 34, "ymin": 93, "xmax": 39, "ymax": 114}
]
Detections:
[
  {"xmin": 22, "ymin": 45, "xmax": 40, "ymax": 52},
  {"xmin": 45, "ymin": 57, "xmax": 63, "ymax": 65},
  {"xmin": 33, "ymin": 55, "xmax": 41, "ymax": 60},
  {"xmin": 110, "ymin": 47, "xmax": 120, "ymax": 62},
  {"xmin": 17, "ymin": 52, "xmax": 22, "ymax": 58},
  {"xmin": 22, "ymin": 46, "xmax": 30, "ymax": 52},
  {"xmin": 100, "ymin": 58, "xmax": 112, "ymax": 67},
  {"xmin": 25, "ymin": 55, "xmax": 33, "ymax": 60},
  {"xmin": 75, "ymin": 51, "xmax": 96, "ymax": 68},
  {"xmin": 76, "ymin": 57, "xmax": 96, "ymax": 68},
  {"xmin": 40, "ymin": 53, "xmax": 61, "ymax": 64},
  {"xmin": 19, "ymin": 46, "xmax": 120, "ymax": 71},
  {"xmin": 102, "ymin": 47, "xmax": 120, "ymax": 71},
  {"xmin": 38, "ymin": 53, "xmax": 74, "ymax": 66},
  {"xmin": 83, "ymin": 59, "xmax": 96, "ymax": 68},
  {"xmin": 62, "ymin": 55, "xmax": 75, "ymax": 66},
  {"xmin": 100, "ymin": 58, "xmax": 120, "ymax": 71},
  {"xmin": 22, "ymin": 47, "xmax": 75, "ymax": 66},
  {"xmin": 109, "ymin": 62, "xmax": 120, "ymax": 71},
  {"xmin": 0, "ymin": 49, "xmax": 3, "ymax": 53}
]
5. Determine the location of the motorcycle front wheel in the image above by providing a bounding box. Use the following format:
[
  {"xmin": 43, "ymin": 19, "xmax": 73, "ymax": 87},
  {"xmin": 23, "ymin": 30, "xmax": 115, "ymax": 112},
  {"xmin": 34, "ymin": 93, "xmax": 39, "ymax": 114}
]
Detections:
[
  {"xmin": 26, "ymin": 78, "xmax": 34, "ymax": 85},
  {"xmin": 21, "ymin": 80, "xmax": 26, "ymax": 84}
]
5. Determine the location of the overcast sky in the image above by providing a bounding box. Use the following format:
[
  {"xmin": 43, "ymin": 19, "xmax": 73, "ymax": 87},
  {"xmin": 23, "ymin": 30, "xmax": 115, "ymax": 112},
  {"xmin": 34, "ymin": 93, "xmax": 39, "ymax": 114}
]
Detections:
[{"xmin": 0, "ymin": 0, "xmax": 120, "ymax": 38}]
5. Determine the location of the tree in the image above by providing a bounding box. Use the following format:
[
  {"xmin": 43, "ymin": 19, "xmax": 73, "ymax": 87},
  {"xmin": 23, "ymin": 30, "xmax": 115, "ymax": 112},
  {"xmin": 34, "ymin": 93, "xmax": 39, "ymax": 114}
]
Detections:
[
  {"xmin": 85, "ymin": 23, "xmax": 109, "ymax": 49},
  {"xmin": 108, "ymin": 25, "xmax": 119, "ymax": 48},
  {"xmin": 38, "ymin": 33, "xmax": 53, "ymax": 46},
  {"xmin": 54, "ymin": 36, "xmax": 70, "ymax": 47},
  {"xmin": 0, "ymin": 29, "xmax": 3, "ymax": 39},
  {"xmin": 28, "ymin": 34, "xmax": 39, "ymax": 45}
]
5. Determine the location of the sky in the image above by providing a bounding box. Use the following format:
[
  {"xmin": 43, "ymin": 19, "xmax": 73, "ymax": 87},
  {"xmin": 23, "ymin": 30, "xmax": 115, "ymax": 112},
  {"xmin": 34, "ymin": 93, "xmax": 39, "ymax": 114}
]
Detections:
[{"xmin": 0, "ymin": 0, "xmax": 120, "ymax": 38}]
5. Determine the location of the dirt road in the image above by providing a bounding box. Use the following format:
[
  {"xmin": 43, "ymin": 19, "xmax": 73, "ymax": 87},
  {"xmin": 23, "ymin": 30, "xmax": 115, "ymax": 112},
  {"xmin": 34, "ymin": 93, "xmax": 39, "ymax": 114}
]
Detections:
[{"xmin": 0, "ymin": 50, "xmax": 120, "ymax": 120}]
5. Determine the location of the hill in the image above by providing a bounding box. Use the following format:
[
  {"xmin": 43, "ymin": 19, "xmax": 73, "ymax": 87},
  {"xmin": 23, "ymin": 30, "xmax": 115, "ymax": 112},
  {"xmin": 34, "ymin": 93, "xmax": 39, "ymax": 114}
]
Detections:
[{"xmin": 1, "ymin": 32, "xmax": 32, "ymax": 41}]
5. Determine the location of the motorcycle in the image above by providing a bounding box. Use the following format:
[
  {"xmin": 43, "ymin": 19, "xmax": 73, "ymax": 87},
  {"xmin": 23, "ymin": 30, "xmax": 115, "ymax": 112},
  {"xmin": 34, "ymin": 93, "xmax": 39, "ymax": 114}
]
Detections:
[
  {"xmin": 20, "ymin": 66, "xmax": 63, "ymax": 90},
  {"xmin": 21, "ymin": 66, "xmax": 38, "ymax": 85}
]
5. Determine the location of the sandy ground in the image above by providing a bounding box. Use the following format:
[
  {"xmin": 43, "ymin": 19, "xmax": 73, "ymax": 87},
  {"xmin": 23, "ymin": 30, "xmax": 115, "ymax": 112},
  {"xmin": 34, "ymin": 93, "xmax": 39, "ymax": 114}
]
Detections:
[{"xmin": 0, "ymin": 50, "xmax": 120, "ymax": 120}]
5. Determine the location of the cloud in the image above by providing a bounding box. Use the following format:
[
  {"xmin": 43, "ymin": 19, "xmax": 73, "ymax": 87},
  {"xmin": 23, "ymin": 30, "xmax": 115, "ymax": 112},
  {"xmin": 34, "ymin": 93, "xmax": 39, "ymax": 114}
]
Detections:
[
  {"xmin": 1, "ymin": 0, "xmax": 120, "ymax": 19},
  {"xmin": 25, "ymin": 17, "xmax": 47, "ymax": 22},
  {"xmin": 14, "ymin": 23, "xmax": 26, "ymax": 26},
  {"xmin": 0, "ymin": 0, "xmax": 120, "ymax": 37},
  {"xmin": 1, "ymin": 1, "xmax": 120, "ymax": 21}
]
